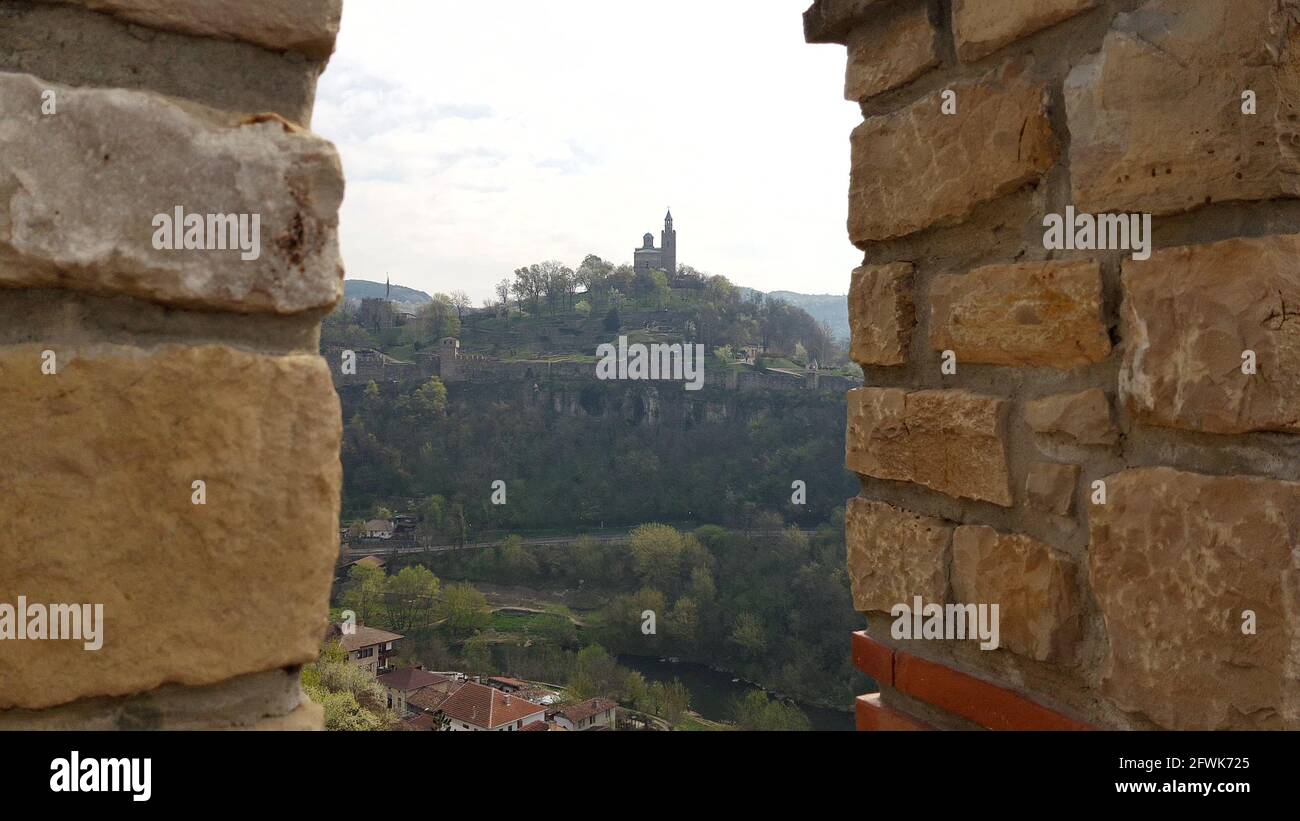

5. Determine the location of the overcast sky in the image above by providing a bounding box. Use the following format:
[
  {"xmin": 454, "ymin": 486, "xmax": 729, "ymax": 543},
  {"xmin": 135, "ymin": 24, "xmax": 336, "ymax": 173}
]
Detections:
[{"xmin": 313, "ymin": 0, "xmax": 861, "ymax": 303}]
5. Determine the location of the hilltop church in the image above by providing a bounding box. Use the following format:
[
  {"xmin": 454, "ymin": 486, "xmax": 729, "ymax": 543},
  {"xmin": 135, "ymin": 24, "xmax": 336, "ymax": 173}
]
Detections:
[{"xmin": 633, "ymin": 210, "xmax": 677, "ymax": 276}]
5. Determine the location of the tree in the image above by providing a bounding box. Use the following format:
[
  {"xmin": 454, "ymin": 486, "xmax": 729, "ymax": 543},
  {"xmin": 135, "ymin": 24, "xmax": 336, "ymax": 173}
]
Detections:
[
  {"xmin": 301, "ymin": 641, "xmax": 395, "ymax": 731},
  {"xmin": 439, "ymin": 582, "xmax": 490, "ymax": 637},
  {"xmin": 341, "ymin": 563, "xmax": 386, "ymax": 626},
  {"xmin": 498, "ymin": 535, "xmax": 540, "ymax": 584},
  {"xmin": 640, "ymin": 679, "xmax": 690, "ymax": 725},
  {"xmin": 463, "ymin": 632, "xmax": 493, "ymax": 675},
  {"xmin": 629, "ymin": 524, "xmax": 689, "ymax": 592},
  {"xmin": 447, "ymin": 501, "xmax": 468, "ymax": 546},
  {"xmin": 688, "ymin": 566, "xmax": 717, "ymax": 605},
  {"xmin": 569, "ymin": 644, "xmax": 624, "ymax": 700},
  {"xmin": 567, "ymin": 536, "xmax": 608, "ymax": 586},
  {"xmin": 417, "ymin": 296, "xmax": 460, "ymax": 341},
  {"xmin": 661, "ymin": 679, "xmax": 691, "ymax": 725},
  {"xmin": 729, "ymin": 612, "xmax": 767, "ymax": 658},
  {"xmin": 576, "ymin": 254, "xmax": 614, "ymax": 298},
  {"xmin": 603, "ymin": 306, "xmax": 621, "ymax": 333},
  {"xmin": 384, "ymin": 565, "xmax": 440, "ymax": 633},
  {"xmin": 448, "ymin": 290, "xmax": 472, "ymax": 322},
  {"xmin": 494, "ymin": 278, "xmax": 511, "ymax": 316},
  {"xmin": 667, "ymin": 596, "xmax": 700, "ymax": 647},
  {"xmin": 397, "ymin": 377, "xmax": 448, "ymax": 422},
  {"xmin": 415, "ymin": 494, "xmax": 446, "ymax": 545},
  {"xmin": 730, "ymin": 691, "xmax": 812, "ymax": 731}
]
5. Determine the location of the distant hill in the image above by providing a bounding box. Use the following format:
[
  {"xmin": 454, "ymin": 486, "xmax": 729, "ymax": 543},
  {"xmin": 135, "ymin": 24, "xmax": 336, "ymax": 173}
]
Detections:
[
  {"xmin": 344, "ymin": 279, "xmax": 432, "ymax": 305},
  {"xmin": 738, "ymin": 288, "xmax": 848, "ymax": 342}
]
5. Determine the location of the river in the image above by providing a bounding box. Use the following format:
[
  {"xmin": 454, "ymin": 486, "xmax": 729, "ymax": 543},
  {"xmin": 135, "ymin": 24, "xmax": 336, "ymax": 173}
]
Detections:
[{"xmin": 619, "ymin": 655, "xmax": 855, "ymax": 731}]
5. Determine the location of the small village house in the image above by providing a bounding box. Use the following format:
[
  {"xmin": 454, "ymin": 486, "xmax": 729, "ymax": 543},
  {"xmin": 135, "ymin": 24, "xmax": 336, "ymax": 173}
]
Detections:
[
  {"xmin": 327, "ymin": 624, "xmax": 403, "ymax": 676},
  {"xmin": 438, "ymin": 681, "xmax": 546, "ymax": 731},
  {"xmin": 550, "ymin": 698, "xmax": 618, "ymax": 731},
  {"xmin": 378, "ymin": 667, "xmax": 453, "ymax": 716}
]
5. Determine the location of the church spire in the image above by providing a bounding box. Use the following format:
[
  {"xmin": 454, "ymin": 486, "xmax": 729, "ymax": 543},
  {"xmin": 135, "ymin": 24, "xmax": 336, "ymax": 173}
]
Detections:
[{"xmin": 386, "ymin": 274, "xmax": 390, "ymax": 301}]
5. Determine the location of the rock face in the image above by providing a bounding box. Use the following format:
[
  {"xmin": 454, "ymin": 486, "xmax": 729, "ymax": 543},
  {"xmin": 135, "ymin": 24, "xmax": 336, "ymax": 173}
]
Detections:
[
  {"xmin": 1065, "ymin": 0, "xmax": 1300, "ymax": 215},
  {"xmin": 0, "ymin": 74, "xmax": 344, "ymax": 315},
  {"xmin": 1120, "ymin": 234, "xmax": 1300, "ymax": 434},
  {"xmin": 846, "ymin": 498, "xmax": 953, "ymax": 612},
  {"xmin": 1024, "ymin": 388, "xmax": 1117, "ymax": 445},
  {"xmin": 844, "ymin": 4, "xmax": 938, "ymax": 101},
  {"xmin": 1089, "ymin": 467, "xmax": 1299, "ymax": 729},
  {"xmin": 849, "ymin": 262, "xmax": 914, "ymax": 366},
  {"xmin": 849, "ymin": 68, "xmax": 1056, "ymax": 243},
  {"xmin": 54, "ymin": 0, "xmax": 342, "ymax": 58},
  {"xmin": 1025, "ymin": 462, "xmax": 1080, "ymax": 515},
  {"xmin": 0, "ymin": 344, "xmax": 342, "ymax": 711},
  {"xmin": 951, "ymin": 525, "xmax": 1080, "ymax": 662},
  {"xmin": 929, "ymin": 260, "xmax": 1110, "ymax": 368},
  {"xmin": 846, "ymin": 388, "xmax": 1013, "ymax": 506},
  {"xmin": 953, "ymin": 0, "xmax": 1097, "ymax": 62}
]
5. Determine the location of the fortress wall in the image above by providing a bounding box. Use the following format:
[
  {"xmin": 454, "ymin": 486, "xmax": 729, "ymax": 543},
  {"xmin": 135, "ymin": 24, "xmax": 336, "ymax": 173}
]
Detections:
[
  {"xmin": 0, "ymin": 0, "xmax": 344, "ymax": 729},
  {"xmin": 810, "ymin": 0, "xmax": 1300, "ymax": 729}
]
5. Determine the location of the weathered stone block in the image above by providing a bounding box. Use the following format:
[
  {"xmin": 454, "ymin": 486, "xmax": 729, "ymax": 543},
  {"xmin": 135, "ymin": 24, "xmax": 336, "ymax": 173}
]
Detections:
[
  {"xmin": 1025, "ymin": 462, "xmax": 1080, "ymax": 516},
  {"xmin": 850, "ymin": 68, "xmax": 1056, "ymax": 243},
  {"xmin": 0, "ymin": 344, "xmax": 342, "ymax": 711},
  {"xmin": 849, "ymin": 262, "xmax": 914, "ymax": 366},
  {"xmin": 951, "ymin": 525, "xmax": 1079, "ymax": 662},
  {"xmin": 53, "ymin": 0, "xmax": 342, "ymax": 59},
  {"xmin": 0, "ymin": 669, "xmax": 306, "ymax": 730},
  {"xmin": 1024, "ymin": 388, "xmax": 1117, "ymax": 445},
  {"xmin": 953, "ymin": 0, "xmax": 1097, "ymax": 62},
  {"xmin": 1120, "ymin": 235, "xmax": 1300, "ymax": 434},
  {"xmin": 846, "ymin": 498, "xmax": 953, "ymax": 612},
  {"xmin": 0, "ymin": 74, "xmax": 344, "ymax": 314},
  {"xmin": 1065, "ymin": 0, "xmax": 1300, "ymax": 215},
  {"xmin": 0, "ymin": 1, "xmax": 323, "ymax": 124},
  {"xmin": 804, "ymin": 0, "xmax": 891, "ymax": 44},
  {"xmin": 846, "ymin": 387, "xmax": 1013, "ymax": 506},
  {"xmin": 929, "ymin": 259, "xmax": 1110, "ymax": 368},
  {"xmin": 249, "ymin": 700, "xmax": 324, "ymax": 730},
  {"xmin": 845, "ymin": 6, "xmax": 938, "ymax": 101},
  {"xmin": 1090, "ymin": 467, "xmax": 1300, "ymax": 729}
]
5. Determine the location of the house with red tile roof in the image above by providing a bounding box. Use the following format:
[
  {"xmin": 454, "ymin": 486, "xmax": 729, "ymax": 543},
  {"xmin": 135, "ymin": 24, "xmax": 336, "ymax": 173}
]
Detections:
[
  {"xmin": 439, "ymin": 681, "xmax": 545, "ymax": 731},
  {"xmin": 378, "ymin": 666, "xmax": 452, "ymax": 715},
  {"xmin": 550, "ymin": 698, "xmax": 618, "ymax": 731},
  {"xmin": 518, "ymin": 720, "xmax": 568, "ymax": 732}
]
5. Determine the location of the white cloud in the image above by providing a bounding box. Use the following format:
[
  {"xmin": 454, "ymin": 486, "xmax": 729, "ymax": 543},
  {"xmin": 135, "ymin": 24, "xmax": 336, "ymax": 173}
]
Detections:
[{"xmin": 314, "ymin": 0, "xmax": 862, "ymax": 302}]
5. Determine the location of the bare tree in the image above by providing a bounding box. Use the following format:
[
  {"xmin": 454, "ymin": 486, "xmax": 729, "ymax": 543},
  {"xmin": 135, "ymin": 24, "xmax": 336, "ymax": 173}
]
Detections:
[{"xmin": 449, "ymin": 290, "xmax": 472, "ymax": 322}]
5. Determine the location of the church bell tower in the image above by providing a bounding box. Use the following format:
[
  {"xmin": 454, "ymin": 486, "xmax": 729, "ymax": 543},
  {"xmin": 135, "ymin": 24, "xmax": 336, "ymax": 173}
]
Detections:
[{"xmin": 661, "ymin": 209, "xmax": 677, "ymax": 278}]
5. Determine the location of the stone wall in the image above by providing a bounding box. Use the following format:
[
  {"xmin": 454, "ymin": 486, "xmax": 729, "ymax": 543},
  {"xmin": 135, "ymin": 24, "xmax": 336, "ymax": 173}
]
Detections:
[
  {"xmin": 810, "ymin": 0, "xmax": 1300, "ymax": 730},
  {"xmin": 0, "ymin": 0, "xmax": 345, "ymax": 729}
]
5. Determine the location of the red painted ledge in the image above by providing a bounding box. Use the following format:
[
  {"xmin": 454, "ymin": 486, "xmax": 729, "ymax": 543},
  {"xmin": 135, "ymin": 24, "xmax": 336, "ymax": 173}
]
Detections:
[
  {"xmin": 856, "ymin": 694, "xmax": 931, "ymax": 731},
  {"xmin": 851, "ymin": 630, "xmax": 894, "ymax": 686},
  {"xmin": 851, "ymin": 631, "xmax": 1091, "ymax": 731}
]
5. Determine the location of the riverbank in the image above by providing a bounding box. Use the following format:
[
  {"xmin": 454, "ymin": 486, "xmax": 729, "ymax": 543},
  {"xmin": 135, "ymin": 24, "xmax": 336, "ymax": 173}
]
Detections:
[{"xmin": 619, "ymin": 655, "xmax": 854, "ymax": 731}]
